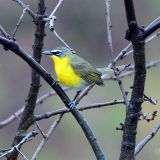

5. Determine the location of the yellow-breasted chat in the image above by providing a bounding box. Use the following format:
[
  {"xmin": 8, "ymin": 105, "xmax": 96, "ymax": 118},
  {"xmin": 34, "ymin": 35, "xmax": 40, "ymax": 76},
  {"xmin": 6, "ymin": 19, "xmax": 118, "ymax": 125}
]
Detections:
[
  {"xmin": 42, "ymin": 46, "xmax": 104, "ymax": 91},
  {"xmin": 42, "ymin": 46, "xmax": 132, "ymax": 109}
]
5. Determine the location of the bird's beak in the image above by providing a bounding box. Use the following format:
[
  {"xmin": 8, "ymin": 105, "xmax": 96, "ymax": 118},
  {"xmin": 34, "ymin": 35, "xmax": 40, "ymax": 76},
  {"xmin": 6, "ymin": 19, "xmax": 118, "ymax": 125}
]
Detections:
[{"xmin": 42, "ymin": 50, "xmax": 52, "ymax": 55}]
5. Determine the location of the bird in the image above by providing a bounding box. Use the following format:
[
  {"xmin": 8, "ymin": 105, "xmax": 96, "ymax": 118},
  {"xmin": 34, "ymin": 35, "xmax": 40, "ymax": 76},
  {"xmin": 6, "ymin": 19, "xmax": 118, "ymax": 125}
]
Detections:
[
  {"xmin": 42, "ymin": 46, "xmax": 104, "ymax": 101},
  {"xmin": 42, "ymin": 47, "xmax": 133, "ymax": 109}
]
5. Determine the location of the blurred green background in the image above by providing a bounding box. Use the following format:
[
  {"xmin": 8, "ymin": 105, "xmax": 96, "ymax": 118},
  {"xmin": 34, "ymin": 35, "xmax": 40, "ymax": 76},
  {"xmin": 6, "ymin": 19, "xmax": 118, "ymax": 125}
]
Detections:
[{"xmin": 0, "ymin": 0, "xmax": 160, "ymax": 159}]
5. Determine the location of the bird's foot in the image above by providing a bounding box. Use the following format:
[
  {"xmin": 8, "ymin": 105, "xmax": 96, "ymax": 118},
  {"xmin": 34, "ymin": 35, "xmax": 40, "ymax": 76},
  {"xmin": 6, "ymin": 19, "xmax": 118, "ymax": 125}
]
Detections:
[
  {"xmin": 51, "ymin": 80, "xmax": 59, "ymax": 87},
  {"xmin": 73, "ymin": 90, "xmax": 82, "ymax": 101},
  {"xmin": 68, "ymin": 100, "xmax": 76, "ymax": 110}
]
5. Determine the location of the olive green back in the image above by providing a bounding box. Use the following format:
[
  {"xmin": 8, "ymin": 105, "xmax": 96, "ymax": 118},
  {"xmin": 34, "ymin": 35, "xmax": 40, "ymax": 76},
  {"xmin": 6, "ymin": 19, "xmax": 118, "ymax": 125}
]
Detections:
[{"xmin": 70, "ymin": 54, "xmax": 104, "ymax": 86}]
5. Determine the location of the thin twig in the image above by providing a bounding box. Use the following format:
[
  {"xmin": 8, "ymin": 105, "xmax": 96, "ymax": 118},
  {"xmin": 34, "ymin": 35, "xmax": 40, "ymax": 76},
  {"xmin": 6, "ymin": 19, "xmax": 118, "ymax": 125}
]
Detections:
[
  {"xmin": 0, "ymin": 87, "xmax": 69, "ymax": 129},
  {"xmin": 146, "ymin": 31, "xmax": 160, "ymax": 43},
  {"xmin": 8, "ymin": 1, "xmax": 46, "ymax": 159},
  {"xmin": 118, "ymin": 31, "xmax": 160, "ymax": 60},
  {"xmin": 35, "ymin": 122, "xmax": 46, "ymax": 138},
  {"xmin": 0, "ymin": 36, "xmax": 106, "ymax": 160},
  {"xmin": 145, "ymin": 59, "xmax": 160, "ymax": 68},
  {"xmin": 75, "ymin": 83, "xmax": 95, "ymax": 104},
  {"xmin": 105, "ymin": 0, "xmax": 113, "ymax": 52},
  {"xmin": 12, "ymin": 0, "xmax": 36, "ymax": 19},
  {"xmin": 45, "ymin": 0, "xmax": 74, "ymax": 51},
  {"xmin": 12, "ymin": 7, "xmax": 28, "ymax": 38},
  {"xmin": 108, "ymin": 29, "xmax": 160, "ymax": 69},
  {"xmin": 141, "ymin": 111, "xmax": 157, "ymax": 122},
  {"xmin": 143, "ymin": 94, "xmax": 157, "ymax": 105},
  {"xmin": 113, "ymin": 66, "xmax": 130, "ymax": 107},
  {"xmin": 31, "ymin": 114, "xmax": 64, "ymax": 160},
  {"xmin": 135, "ymin": 124, "xmax": 160, "ymax": 156},
  {"xmin": 34, "ymin": 100, "xmax": 124, "ymax": 121},
  {"xmin": 118, "ymin": 59, "xmax": 160, "ymax": 79},
  {"xmin": 49, "ymin": 0, "xmax": 64, "ymax": 19},
  {"xmin": 13, "ymin": 113, "xmax": 20, "ymax": 121},
  {"xmin": 145, "ymin": 16, "xmax": 160, "ymax": 32},
  {"xmin": 53, "ymin": 30, "xmax": 74, "ymax": 51},
  {"xmin": 108, "ymin": 43, "xmax": 132, "ymax": 68},
  {"xmin": 16, "ymin": 148, "xmax": 29, "ymax": 160},
  {"xmin": 0, "ymin": 25, "xmax": 8, "ymax": 37},
  {"xmin": 117, "ymin": 19, "xmax": 160, "ymax": 64},
  {"xmin": 0, "ymin": 131, "xmax": 38, "ymax": 158},
  {"xmin": 1, "ymin": 59, "xmax": 160, "ymax": 129}
]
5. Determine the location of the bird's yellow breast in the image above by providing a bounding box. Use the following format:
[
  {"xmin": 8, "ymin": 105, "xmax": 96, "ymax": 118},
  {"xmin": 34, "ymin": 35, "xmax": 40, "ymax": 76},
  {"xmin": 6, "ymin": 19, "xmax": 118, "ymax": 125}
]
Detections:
[{"xmin": 51, "ymin": 55, "xmax": 82, "ymax": 88}]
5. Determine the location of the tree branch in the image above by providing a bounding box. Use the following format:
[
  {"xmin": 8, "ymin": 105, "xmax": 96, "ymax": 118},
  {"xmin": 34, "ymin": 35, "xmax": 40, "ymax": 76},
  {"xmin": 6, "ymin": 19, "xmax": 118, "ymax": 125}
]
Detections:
[
  {"xmin": 135, "ymin": 124, "xmax": 160, "ymax": 156},
  {"xmin": 48, "ymin": 0, "xmax": 64, "ymax": 19},
  {"xmin": 31, "ymin": 114, "xmax": 64, "ymax": 160},
  {"xmin": 119, "ymin": 0, "xmax": 146, "ymax": 160},
  {"xmin": 0, "ymin": 24, "xmax": 8, "ymax": 37},
  {"xmin": 144, "ymin": 20, "xmax": 160, "ymax": 38},
  {"xmin": 124, "ymin": 0, "xmax": 137, "ymax": 27},
  {"xmin": 113, "ymin": 66, "xmax": 130, "ymax": 107},
  {"xmin": 0, "ymin": 37, "xmax": 106, "ymax": 160},
  {"xmin": 12, "ymin": 7, "xmax": 27, "ymax": 38},
  {"xmin": 8, "ymin": 1, "xmax": 46, "ymax": 159},
  {"xmin": 12, "ymin": 0, "xmax": 36, "ymax": 19},
  {"xmin": 104, "ymin": 0, "xmax": 113, "ymax": 52},
  {"xmin": 0, "ymin": 87, "xmax": 69, "ymax": 129},
  {"xmin": 34, "ymin": 100, "xmax": 124, "ymax": 121},
  {"xmin": 1, "ymin": 57, "xmax": 160, "ymax": 129},
  {"xmin": 0, "ymin": 131, "xmax": 38, "ymax": 159}
]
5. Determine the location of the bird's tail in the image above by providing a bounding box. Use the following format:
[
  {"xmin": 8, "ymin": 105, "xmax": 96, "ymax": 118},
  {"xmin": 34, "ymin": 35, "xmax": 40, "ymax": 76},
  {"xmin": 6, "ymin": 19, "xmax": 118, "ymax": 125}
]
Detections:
[{"xmin": 97, "ymin": 65, "xmax": 134, "ymax": 80}]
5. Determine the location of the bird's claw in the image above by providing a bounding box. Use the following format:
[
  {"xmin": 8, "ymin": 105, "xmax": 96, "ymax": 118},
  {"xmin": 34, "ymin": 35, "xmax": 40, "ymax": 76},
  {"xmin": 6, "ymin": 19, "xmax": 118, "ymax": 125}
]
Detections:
[
  {"xmin": 51, "ymin": 80, "xmax": 59, "ymax": 87},
  {"xmin": 68, "ymin": 101, "xmax": 76, "ymax": 110}
]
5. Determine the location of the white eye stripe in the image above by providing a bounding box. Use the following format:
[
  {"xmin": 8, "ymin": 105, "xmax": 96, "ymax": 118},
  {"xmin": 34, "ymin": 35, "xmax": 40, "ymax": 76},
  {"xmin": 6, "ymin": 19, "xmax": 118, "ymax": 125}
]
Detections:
[{"xmin": 51, "ymin": 49, "xmax": 62, "ymax": 55}]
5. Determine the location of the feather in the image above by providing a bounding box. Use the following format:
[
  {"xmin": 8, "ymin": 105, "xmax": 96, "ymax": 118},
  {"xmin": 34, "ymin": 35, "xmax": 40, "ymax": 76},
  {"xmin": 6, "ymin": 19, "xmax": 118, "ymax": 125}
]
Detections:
[{"xmin": 70, "ymin": 54, "xmax": 104, "ymax": 86}]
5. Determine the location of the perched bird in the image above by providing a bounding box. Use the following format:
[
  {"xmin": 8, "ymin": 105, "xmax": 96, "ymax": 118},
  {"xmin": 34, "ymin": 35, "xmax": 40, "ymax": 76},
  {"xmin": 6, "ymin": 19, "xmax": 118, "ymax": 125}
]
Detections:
[
  {"xmin": 42, "ymin": 46, "xmax": 104, "ymax": 100},
  {"xmin": 42, "ymin": 47, "xmax": 133, "ymax": 109}
]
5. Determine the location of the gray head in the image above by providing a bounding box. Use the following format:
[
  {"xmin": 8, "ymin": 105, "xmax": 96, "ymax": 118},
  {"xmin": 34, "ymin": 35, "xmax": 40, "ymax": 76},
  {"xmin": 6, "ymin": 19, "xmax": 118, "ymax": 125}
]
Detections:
[{"xmin": 42, "ymin": 46, "xmax": 73, "ymax": 58}]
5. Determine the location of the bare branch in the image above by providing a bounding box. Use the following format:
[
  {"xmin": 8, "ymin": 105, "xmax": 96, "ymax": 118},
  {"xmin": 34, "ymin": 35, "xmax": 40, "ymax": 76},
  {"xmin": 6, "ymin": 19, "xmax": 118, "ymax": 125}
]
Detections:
[
  {"xmin": 145, "ymin": 16, "xmax": 160, "ymax": 31},
  {"xmin": 53, "ymin": 30, "xmax": 74, "ymax": 51},
  {"xmin": 0, "ymin": 88, "xmax": 69, "ymax": 129},
  {"xmin": 46, "ymin": 0, "xmax": 64, "ymax": 30},
  {"xmin": 75, "ymin": 83, "xmax": 95, "ymax": 104},
  {"xmin": 31, "ymin": 114, "xmax": 63, "ymax": 160},
  {"xmin": 117, "ymin": 59, "xmax": 160, "ymax": 80},
  {"xmin": 12, "ymin": 7, "xmax": 27, "ymax": 38},
  {"xmin": 16, "ymin": 148, "xmax": 29, "ymax": 160},
  {"xmin": 0, "ymin": 58, "xmax": 159, "ymax": 129},
  {"xmin": 143, "ymin": 94, "xmax": 157, "ymax": 105},
  {"xmin": 113, "ymin": 66, "xmax": 130, "ymax": 107},
  {"xmin": 13, "ymin": 113, "xmax": 20, "ymax": 121},
  {"xmin": 0, "ymin": 25, "xmax": 8, "ymax": 37},
  {"xmin": 119, "ymin": 31, "xmax": 160, "ymax": 60},
  {"xmin": 49, "ymin": 0, "xmax": 64, "ymax": 19},
  {"xmin": 141, "ymin": 111, "xmax": 157, "ymax": 122},
  {"xmin": 144, "ymin": 19, "xmax": 160, "ymax": 38},
  {"xmin": 0, "ymin": 131, "xmax": 38, "ymax": 159},
  {"xmin": 108, "ymin": 43, "xmax": 132, "ymax": 68},
  {"xmin": 12, "ymin": 0, "xmax": 36, "ymax": 19},
  {"xmin": 104, "ymin": 0, "xmax": 113, "ymax": 52},
  {"xmin": 135, "ymin": 124, "xmax": 160, "ymax": 156},
  {"xmin": 0, "ymin": 36, "xmax": 106, "ymax": 160},
  {"xmin": 35, "ymin": 122, "xmax": 46, "ymax": 138},
  {"xmin": 108, "ymin": 30, "xmax": 160, "ymax": 68},
  {"xmin": 8, "ymin": 1, "xmax": 46, "ymax": 159},
  {"xmin": 43, "ymin": 0, "xmax": 74, "ymax": 51},
  {"xmin": 119, "ymin": 0, "xmax": 146, "ymax": 159},
  {"xmin": 34, "ymin": 100, "xmax": 124, "ymax": 121}
]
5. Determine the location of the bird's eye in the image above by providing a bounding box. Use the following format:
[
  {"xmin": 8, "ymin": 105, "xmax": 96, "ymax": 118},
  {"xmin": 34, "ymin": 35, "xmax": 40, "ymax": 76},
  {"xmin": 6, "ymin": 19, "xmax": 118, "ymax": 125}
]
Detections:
[{"xmin": 51, "ymin": 49, "xmax": 62, "ymax": 56}]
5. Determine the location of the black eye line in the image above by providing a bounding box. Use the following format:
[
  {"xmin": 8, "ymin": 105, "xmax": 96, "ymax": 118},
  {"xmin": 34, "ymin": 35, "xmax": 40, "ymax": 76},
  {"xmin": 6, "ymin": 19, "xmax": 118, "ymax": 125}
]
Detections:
[{"xmin": 51, "ymin": 50, "xmax": 62, "ymax": 56}]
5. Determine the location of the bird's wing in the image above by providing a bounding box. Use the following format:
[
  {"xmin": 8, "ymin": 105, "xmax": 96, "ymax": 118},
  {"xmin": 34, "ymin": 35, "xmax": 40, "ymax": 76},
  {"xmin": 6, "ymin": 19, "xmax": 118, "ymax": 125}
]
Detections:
[{"xmin": 70, "ymin": 54, "xmax": 104, "ymax": 85}]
